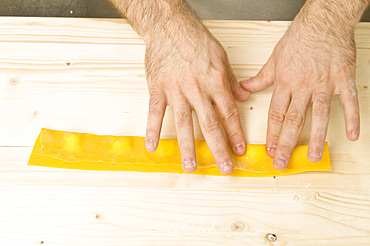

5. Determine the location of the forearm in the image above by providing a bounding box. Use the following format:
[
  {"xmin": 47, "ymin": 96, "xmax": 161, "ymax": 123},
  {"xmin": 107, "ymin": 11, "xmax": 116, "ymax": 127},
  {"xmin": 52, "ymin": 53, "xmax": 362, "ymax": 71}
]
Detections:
[
  {"xmin": 292, "ymin": 0, "xmax": 369, "ymax": 36},
  {"xmin": 108, "ymin": 0, "xmax": 207, "ymax": 44}
]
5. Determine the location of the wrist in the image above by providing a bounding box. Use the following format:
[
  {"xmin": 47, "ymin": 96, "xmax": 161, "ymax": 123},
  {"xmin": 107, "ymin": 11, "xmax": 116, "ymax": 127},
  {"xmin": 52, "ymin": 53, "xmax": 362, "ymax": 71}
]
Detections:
[{"xmin": 127, "ymin": 0, "xmax": 206, "ymax": 45}]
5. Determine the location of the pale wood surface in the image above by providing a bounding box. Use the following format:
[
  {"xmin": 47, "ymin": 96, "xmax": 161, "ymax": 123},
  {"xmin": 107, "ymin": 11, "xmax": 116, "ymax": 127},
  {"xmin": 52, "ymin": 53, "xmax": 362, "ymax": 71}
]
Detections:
[{"xmin": 0, "ymin": 17, "xmax": 369, "ymax": 245}]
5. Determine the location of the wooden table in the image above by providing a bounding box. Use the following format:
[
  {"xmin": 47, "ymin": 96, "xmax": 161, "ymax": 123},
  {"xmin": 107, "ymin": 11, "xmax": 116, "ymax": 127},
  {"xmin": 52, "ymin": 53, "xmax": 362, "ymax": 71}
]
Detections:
[{"xmin": 0, "ymin": 17, "xmax": 369, "ymax": 245}]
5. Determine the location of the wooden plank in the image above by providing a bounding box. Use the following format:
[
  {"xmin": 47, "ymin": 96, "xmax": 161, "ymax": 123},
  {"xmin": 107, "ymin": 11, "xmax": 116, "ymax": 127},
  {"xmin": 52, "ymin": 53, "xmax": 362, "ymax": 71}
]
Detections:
[
  {"xmin": 0, "ymin": 184, "xmax": 370, "ymax": 245},
  {"xmin": 1, "ymin": 148, "xmax": 370, "ymax": 245},
  {"xmin": 0, "ymin": 17, "xmax": 369, "ymax": 245}
]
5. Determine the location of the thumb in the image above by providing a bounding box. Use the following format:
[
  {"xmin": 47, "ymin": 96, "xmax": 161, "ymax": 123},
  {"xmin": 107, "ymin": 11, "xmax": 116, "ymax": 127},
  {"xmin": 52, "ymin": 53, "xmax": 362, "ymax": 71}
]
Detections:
[
  {"xmin": 227, "ymin": 65, "xmax": 251, "ymax": 102},
  {"xmin": 240, "ymin": 57, "xmax": 275, "ymax": 92}
]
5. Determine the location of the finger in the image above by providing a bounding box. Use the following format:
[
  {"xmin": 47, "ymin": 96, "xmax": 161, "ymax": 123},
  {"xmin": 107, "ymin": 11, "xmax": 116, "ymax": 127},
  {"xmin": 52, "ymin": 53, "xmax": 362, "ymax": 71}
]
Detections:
[
  {"xmin": 274, "ymin": 94, "xmax": 310, "ymax": 170},
  {"xmin": 145, "ymin": 91, "xmax": 166, "ymax": 152},
  {"xmin": 227, "ymin": 64, "xmax": 250, "ymax": 101},
  {"xmin": 240, "ymin": 57, "xmax": 275, "ymax": 92},
  {"xmin": 308, "ymin": 92, "xmax": 331, "ymax": 162},
  {"xmin": 172, "ymin": 96, "xmax": 197, "ymax": 173},
  {"xmin": 340, "ymin": 81, "xmax": 360, "ymax": 141},
  {"xmin": 266, "ymin": 88, "xmax": 291, "ymax": 158},
  {"xmin": 213, "ymin": 93, "xmax": 246, "ymax": 156},
  {"xmin": 196, "ymin": 99, "xmax": 233, "ymax": 175}
]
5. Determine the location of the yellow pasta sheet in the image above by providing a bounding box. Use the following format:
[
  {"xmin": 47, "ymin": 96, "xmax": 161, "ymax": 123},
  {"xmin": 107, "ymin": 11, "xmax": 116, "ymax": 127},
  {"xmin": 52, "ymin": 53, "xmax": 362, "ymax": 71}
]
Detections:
[{"xmin": 27, "ymin": 128, "xmax": 331, "ymax": 177}]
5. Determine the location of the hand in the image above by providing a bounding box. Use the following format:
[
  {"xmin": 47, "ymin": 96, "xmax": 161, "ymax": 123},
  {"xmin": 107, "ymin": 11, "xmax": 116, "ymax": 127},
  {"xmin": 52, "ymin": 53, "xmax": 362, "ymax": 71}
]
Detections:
[
  {"xmin": 144, "ymin": 20, "xmax": 250, "ymax": 175},
  {"xmin": 107, "ymin": 0, "xmax": 250, "ymax": 175},
  {"xmin": 240, "ymin": 4, "xmax": 361, "ymax": 170}
]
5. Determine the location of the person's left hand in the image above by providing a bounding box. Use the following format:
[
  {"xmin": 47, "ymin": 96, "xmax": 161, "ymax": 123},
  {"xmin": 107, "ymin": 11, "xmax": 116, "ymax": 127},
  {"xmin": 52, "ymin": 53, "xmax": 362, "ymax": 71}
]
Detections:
[{"xmin": 240, "ymin": 15, "xmax": 360, "ymax": 170}]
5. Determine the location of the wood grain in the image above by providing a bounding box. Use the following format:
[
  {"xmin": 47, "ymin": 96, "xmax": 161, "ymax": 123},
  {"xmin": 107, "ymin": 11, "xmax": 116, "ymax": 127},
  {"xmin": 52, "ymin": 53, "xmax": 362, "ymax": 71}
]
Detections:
[{"xmin": 0, "ymin": 17, "xmax": 370, "ymax": 245}]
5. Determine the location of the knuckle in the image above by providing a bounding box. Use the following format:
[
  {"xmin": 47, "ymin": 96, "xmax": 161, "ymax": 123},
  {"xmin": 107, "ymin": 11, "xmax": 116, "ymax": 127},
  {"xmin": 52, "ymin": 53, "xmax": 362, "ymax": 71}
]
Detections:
[
  {"xmin": 256, "ymin": 68, "xmax": 269, "ymax": 81},
  {"xmin": 210, "ymin": 62, "xmax": 225, "ymax": 76},
  {"xmin": 213, "ymin": 148, "xmax": 229, "ymax": 158},
  {"xmin": 149, "ymin": 106, "xmax": 162, "ymax": 118},
  {"xmin": 176, "ymin": 109, "xmax": 191, "ymax": 128},
  {"xmin": 285, "ymin": 113, "xmax": 304, "ymax": 128},
  {"xmin": 269, "ymin": 109, "xmax": 285, "ymax": 124},
  {"xmin": 213, "ymin": 46, "xmax": 228, "ymax": 63},
  {"xmin": 228, "ymin": 70, "xmax": 237, "ymax": 83},
  {"xmin": 221, "ymin": 105, "xmax": 240, "ymax": 124},
  {"xmin": 148, "ymin": 96, "xmax": 164, "ymax": 117},
  {"xmin": 202, "ymin": 115, "xmax": 220, "ymax": 133},
  {"xmin": 276, "ymin": 73, "xmax": 292, "ymax": 87},
  {"xmin": 209, "ymin": 69, "xmax": 227, "ymax": 87},
  {"xmin": 267, "ymin": 132, "xmax": 280, "ymax": 142},
  {"xmin": 228, "ymin": 131, "xmax": 243, "ymax": 142},
  {"xmin": 276, "ymin": 143, "xmax": 292, "ymax": 155},
  {"xmin": 213, "ymin": 77, "xmax": 227, "ymax": 89},
  {"xmin": 314, "ymin": 93, "xmax": 331, "ymax": 116},
  {"xmin": 178, "ymin": 139, "xmax": 193, "ymax": 154}
]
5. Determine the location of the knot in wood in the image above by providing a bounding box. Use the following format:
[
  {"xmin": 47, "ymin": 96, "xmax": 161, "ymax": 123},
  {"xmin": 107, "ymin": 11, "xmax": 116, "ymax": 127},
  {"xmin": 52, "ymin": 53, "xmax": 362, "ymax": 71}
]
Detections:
[
  {"xmin": 230, "ymin": 220, "xmax": 245, "ymax": 231},
  {"xmin": 9, "ymin": 77, "xmax": 18, "ymax": 85},
  {"xmin": 266, "ymin": 233, "xmax": 277, "ymax": 242}
]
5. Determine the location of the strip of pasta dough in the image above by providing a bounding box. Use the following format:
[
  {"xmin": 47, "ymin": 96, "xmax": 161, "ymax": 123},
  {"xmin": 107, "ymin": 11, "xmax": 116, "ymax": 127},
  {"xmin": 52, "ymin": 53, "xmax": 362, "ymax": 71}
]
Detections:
[{"xmin": 27, "ymin": 128, "xmax": 331, "ymax": 177}]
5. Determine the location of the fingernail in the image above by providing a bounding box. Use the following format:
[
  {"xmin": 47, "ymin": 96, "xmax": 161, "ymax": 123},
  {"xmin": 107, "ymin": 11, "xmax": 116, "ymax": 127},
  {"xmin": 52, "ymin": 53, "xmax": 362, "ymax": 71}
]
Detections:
[
  {"xmin": 308, "ymin": 149, "xmax": 322, "ymax": 158},
  {"xmin": 184, "ymin": 160, "xmax": 196, "ymax": 169},
  {"xmin": 350, "ymin": 130, "xmax": 359, "ymax": 139},
  {"xmin": 221, "ymin": 161, "xmax": 233, "ymax": 173},
  {"xmin": 274, "ymin": 157, "xmax": 288, "ymax": 170},
  {"xmin": 267, "ymin": 146, "xmax": 276, "ymax": 155},
  {"xmin": 234, "ymin": 143, "xmax": 246, "ymax": 153},
  {"xmin": 307, "ymin": 149, "xmax": 322, "ymax": 162},
  {"xmin": 145, "ymin": 141, "xmax": 156, "ymax": 151}
]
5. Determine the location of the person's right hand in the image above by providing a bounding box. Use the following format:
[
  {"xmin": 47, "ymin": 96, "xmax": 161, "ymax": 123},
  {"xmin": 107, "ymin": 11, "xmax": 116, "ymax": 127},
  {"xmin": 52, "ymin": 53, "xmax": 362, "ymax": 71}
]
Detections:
[
  {"xmin": 143, "ymin": 20, "xmax": 250, "ymax": 175},
  {"xmin": 239, "ymin": 0, "xmax": 366, "ymax": 170}
]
